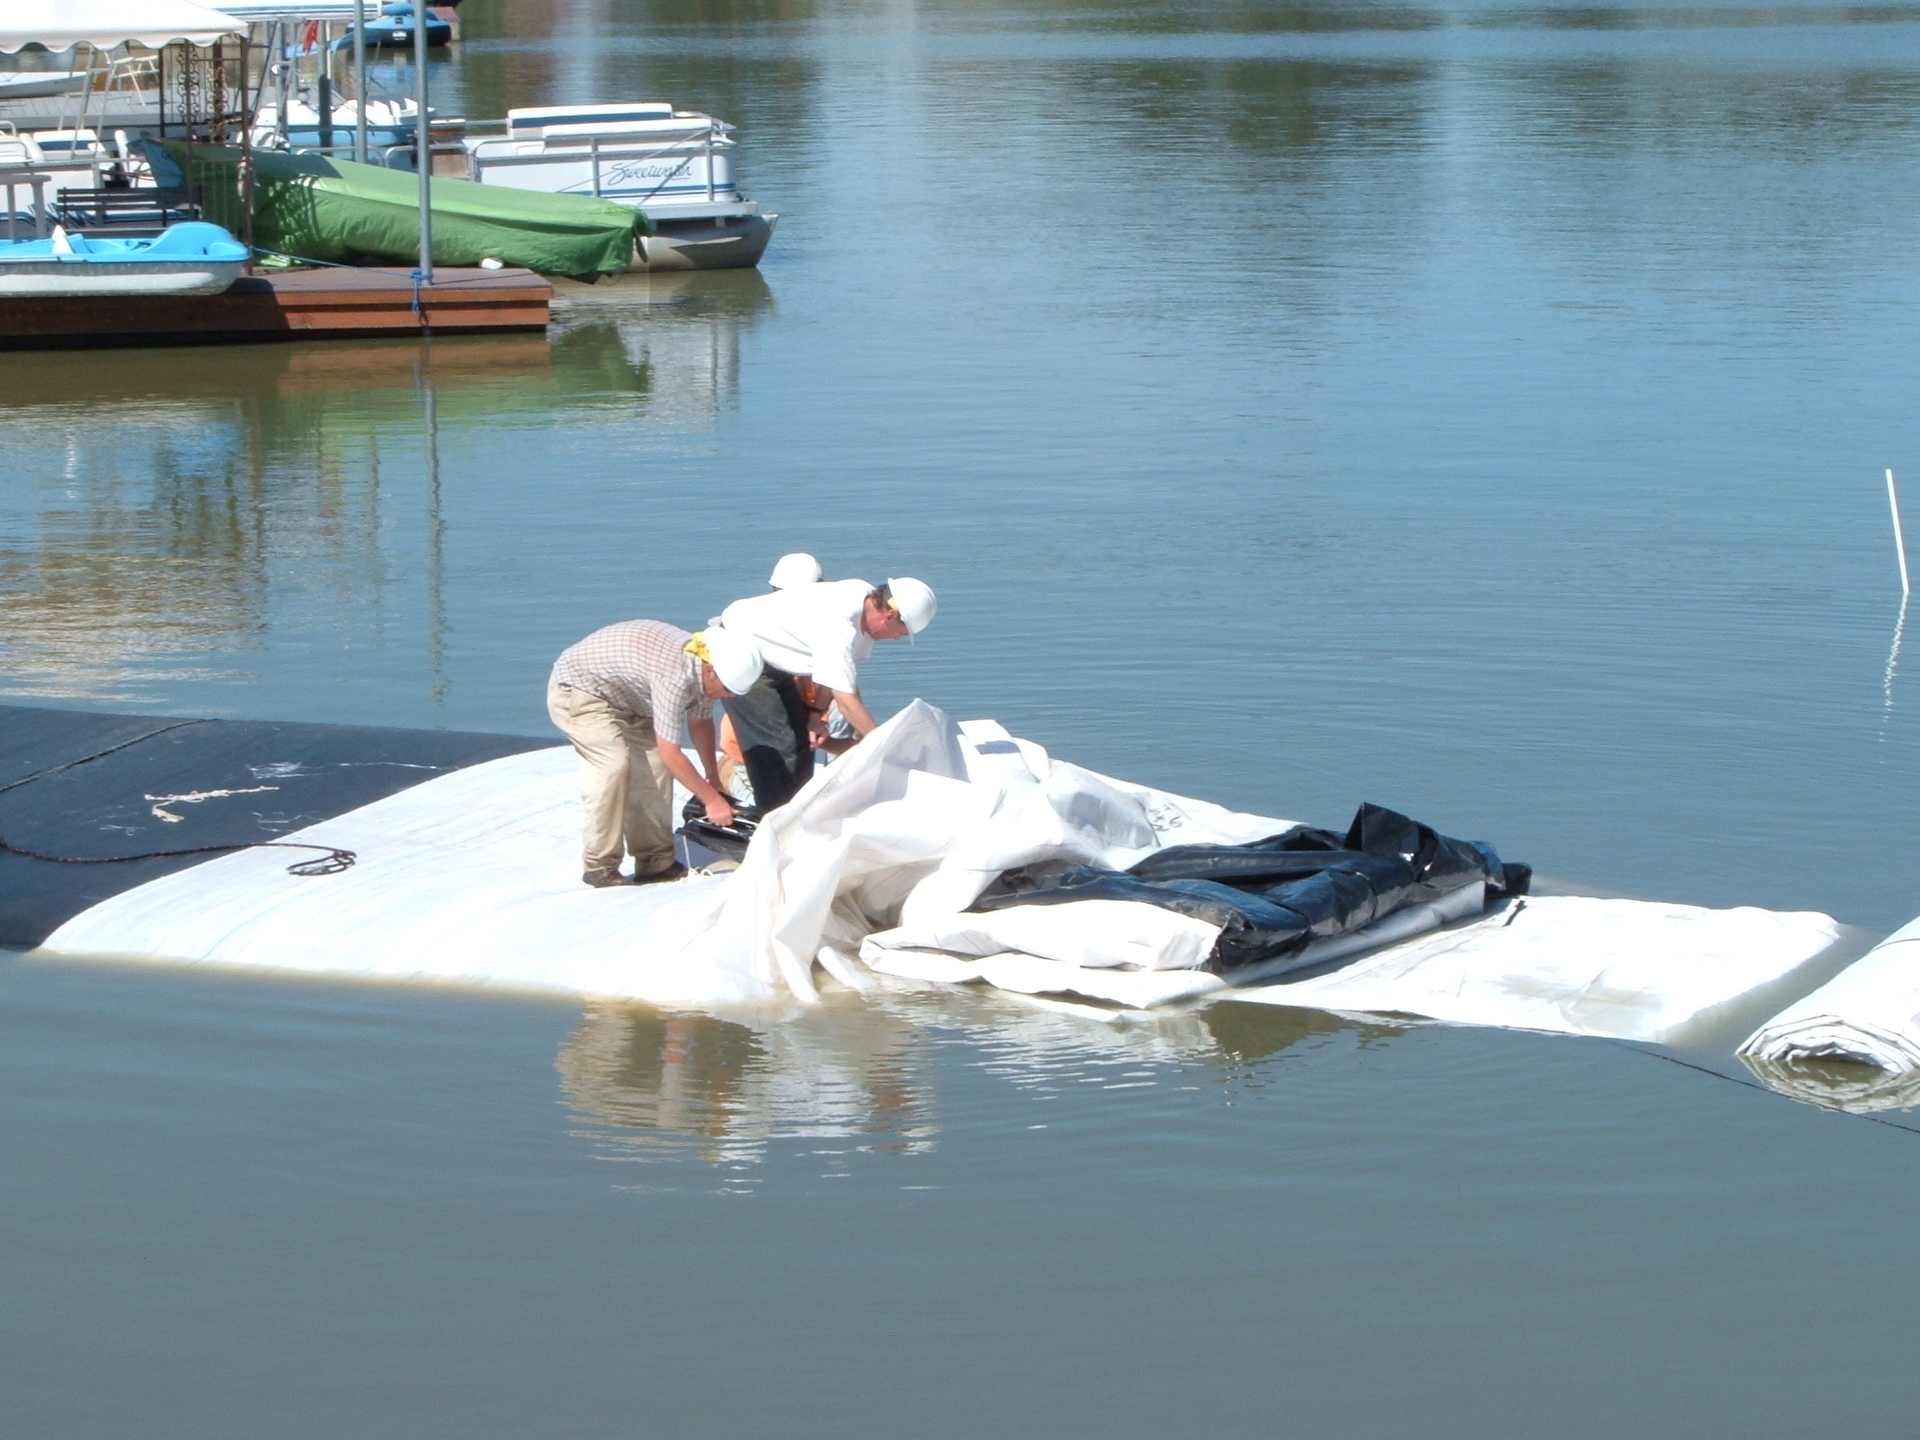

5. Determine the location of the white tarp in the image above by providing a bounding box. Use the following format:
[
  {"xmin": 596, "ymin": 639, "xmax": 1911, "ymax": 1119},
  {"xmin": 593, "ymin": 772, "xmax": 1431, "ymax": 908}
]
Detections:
[
  {"xmin": 1737, "ymin": 915, "xmax": 1920, "ymax": 1110},
  {"xmin": 42, "ymin": 702, "xmax": 1286, "ymax": 1005},
  {"xmin": 1, "ymin": 1, "xmax": 243, "ymax": 54},
  {"xmin": 41, "ymin": 700, "xmax": 1843, "ymax": 1044},
  {"xmin": 1234, "ymin": 895, "xmax": 1838, "ymax": 1044}
]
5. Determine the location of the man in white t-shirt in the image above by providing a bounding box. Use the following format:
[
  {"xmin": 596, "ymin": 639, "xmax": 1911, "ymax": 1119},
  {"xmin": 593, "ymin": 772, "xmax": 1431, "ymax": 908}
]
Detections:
[{"xmin": 719, "ymin": 575, "xmax": 936, "ymax": 809}]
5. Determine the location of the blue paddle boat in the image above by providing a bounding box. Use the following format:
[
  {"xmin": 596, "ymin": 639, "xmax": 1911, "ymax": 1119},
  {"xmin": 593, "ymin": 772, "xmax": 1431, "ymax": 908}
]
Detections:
[
  {"xmin": 0, "ymin": 222, "xmax": 248, "ymax": 297},
  {"xmin": 350, "ymin": 5, "xmax": 453, "ymax": 48}
]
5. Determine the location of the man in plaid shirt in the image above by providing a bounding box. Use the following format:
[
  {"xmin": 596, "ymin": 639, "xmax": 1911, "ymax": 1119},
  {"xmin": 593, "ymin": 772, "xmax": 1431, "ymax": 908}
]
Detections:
[{"xmin": 548, "ymin": 619, "xmax": 762, "ymax": 886}]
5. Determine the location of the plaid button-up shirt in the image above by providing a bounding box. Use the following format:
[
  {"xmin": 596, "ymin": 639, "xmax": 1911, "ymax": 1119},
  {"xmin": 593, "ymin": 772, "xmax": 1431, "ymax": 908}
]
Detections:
[{"xmin": 549, "ymin": 620, "xmax": 712, "ymax": 736}]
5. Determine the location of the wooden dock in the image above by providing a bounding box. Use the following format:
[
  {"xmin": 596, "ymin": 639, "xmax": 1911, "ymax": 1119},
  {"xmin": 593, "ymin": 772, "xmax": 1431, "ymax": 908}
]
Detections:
[{"xmin": 0, "ymin": 266, "xmax": 552, "ymax": 350}]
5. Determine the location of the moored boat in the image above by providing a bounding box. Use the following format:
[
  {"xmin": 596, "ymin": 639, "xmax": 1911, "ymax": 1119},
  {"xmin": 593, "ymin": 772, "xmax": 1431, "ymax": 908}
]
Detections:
[
  {"xmin": 0, "ymin": 221, "xmax": 248, "ymax": 297},
  {"xmin": 354, "ymin": 5, "xmax": 452, "ymax": 48},
  {"xmin": 252, "ymin": 98, "xmax": 425, "ymax": 154},
  {"xmin": 145, "ymin": 140, "xmax": 646, "ymax": 281},
  {"xmin": 464, "ymin": 102, "xmax": 776, "ymax": 271}
]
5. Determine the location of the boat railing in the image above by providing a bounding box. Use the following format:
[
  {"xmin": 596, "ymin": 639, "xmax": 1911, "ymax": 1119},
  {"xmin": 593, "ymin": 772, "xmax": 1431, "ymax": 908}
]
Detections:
[
  {"xmin": 594, "ymin": 128, "xmax": 723, "ymax": 203},
  {"xmin": 467, "ymin": 124, "xmax": 728, "ymax": 204},
  {"xmin": 377, "ymin": 139, "xmax": 469, "ymax": 174}
]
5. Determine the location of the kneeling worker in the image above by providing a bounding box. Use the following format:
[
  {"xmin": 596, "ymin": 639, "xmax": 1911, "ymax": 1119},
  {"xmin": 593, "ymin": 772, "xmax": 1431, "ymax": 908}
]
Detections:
[
  {"xmin": 547, "ymin": 619, "xmax": 763, "ymax": 887},
  {"xmin": 720, "ymin": 574, "xmax": 936, "ymax": 810}
]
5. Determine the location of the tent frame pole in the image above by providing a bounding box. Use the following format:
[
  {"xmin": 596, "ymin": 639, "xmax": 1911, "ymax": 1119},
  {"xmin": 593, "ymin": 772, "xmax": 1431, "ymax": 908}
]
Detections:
[
  {"xmin": 353, "ymin": 0, "xmax": 368, "ymax": 164},
  {"xmin": 415, "ymin": 26, "xmax": 431, "ymax": 282},
  {"xmin": 239, "ymin": 32, "xmax": 255, "ymax": 268}
]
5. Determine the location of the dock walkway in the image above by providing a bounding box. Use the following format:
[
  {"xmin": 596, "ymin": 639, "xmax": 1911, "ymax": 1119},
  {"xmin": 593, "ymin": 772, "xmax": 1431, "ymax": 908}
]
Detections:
[{"xmin": 0, "ymin": 266, "xmax": 552, "ymax": 349}]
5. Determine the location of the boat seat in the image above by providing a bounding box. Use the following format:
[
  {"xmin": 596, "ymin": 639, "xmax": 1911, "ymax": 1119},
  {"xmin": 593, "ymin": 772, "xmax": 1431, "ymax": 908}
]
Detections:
[
  {"xmin": 53, "ymin": 186, "xmax": 193, "ymax": 229},
  {"xmin": 30, "ymin": 129, "xmax": 99, "ymax": 156},
  {"xmin": 144, "ymin": 222, "xmax": 245, "ymax": 258}
]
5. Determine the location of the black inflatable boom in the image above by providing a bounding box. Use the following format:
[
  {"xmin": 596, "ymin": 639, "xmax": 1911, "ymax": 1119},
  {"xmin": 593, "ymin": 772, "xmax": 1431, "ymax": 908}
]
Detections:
[
  {"xmin": 973, "ymin": 803, "xmax": 1531, "ymax": 976},
  {"xmin": 0, "ymin": 704, "xmax": 552, "ymax": 951}
]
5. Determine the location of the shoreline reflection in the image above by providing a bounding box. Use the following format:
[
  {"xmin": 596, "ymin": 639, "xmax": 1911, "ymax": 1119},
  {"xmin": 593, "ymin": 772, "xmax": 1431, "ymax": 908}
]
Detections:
[{"xmin": 0, "ymin": 274, "xmax": 773, "ymax": 708}]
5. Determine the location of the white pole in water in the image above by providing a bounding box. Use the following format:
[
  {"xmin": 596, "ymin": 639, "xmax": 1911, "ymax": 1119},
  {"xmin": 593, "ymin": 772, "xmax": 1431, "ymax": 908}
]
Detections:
[
  {"xmin": 414, "ymin": 16, "xmax": 431, "ymax": 283},
  {"xmin": 1890, "ymin": 469, "xmax": 1911, "ymax": 598},
  {"xmin": 352, "ymin": 0, "xmax": 367, "ymax": 164}
]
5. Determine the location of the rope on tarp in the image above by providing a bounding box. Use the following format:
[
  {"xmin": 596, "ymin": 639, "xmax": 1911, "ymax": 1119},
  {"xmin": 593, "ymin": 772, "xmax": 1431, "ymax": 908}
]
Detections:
[
  {"xmin": 0, "ymin": 722, "xmax": 356, "ymax": 878},
  {"xmin": 0, "ymin": 835, "xmax": 356, "ymax": 876}
]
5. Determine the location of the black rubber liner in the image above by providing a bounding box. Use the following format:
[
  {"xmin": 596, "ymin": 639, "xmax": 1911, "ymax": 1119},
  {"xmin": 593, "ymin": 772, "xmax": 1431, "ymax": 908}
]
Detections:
[
  {"xmin": 678, "ymin": 796, "xmax": 762, "ymax": 866},
  {"xmin": 0, "ymin": 704, "xmax": 553, "ymax": 951},
  {"xmin": 974, "ymin": 803, "xmax": 1531, "ymax": 977}
]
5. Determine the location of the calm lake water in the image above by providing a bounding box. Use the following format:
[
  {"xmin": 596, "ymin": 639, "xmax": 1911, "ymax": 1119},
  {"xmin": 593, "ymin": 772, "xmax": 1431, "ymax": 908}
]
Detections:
[{"xmin": 6, "ymin": 0, "xmax": 1920, "ymax": 1431}]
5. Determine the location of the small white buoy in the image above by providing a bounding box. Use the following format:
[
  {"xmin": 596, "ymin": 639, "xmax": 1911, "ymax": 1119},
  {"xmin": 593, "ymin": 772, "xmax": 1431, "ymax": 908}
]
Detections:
[
  {"xmin": 49, "ymin": 224, "xmax": 72, "ymax": 255},
  {"xmin": 478, "ymin": 256, "xmax": 503, "ymax": 270},
  {"xmin": 1888, "ymin": 468, "xmax": 1910, "ymax": 598}
]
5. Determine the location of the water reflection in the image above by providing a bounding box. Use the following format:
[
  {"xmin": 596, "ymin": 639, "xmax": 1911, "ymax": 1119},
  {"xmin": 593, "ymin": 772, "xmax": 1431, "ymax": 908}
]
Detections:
[
  {"xmin": 0, "ymin": 272, "xmax": 772, "ymax": 706},
  {"xmin": 551, "ymin": 270, "xmax": 775, "ymax": 432},
  {"xmin": 1740, "ymin": 1053, "xmax": 1920, "ymax": 1115},
  {"xmin": 554, "ymin": 986, "xmax": 1404, "ymax": 1175},
  {"xmin": 556, "ymin": 998, "xmax": 937, "ymax": 1178}
]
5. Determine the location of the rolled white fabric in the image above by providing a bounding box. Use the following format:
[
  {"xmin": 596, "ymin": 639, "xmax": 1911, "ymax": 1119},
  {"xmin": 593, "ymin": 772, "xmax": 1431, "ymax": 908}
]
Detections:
[{"xmin": 1738, "ymin": 916, "xmax": 1920, "ymax": 1109}]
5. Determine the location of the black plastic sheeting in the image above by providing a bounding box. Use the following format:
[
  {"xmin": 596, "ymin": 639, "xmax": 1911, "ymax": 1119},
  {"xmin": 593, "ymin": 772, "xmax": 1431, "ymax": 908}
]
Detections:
[
  {"xmin": 678, "ymin": 798, "xmax": 761, "ymax": 866},
  {"xmin": 973, "ymin": 803, "xmax": 1531, "ymax": 976},
  {"xmin": 0, "ymin": 704, "xmax": 553, "ymax": 951}
]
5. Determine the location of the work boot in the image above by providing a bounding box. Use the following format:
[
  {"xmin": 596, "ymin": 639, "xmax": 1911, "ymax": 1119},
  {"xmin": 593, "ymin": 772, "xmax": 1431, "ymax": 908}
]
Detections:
[
  {"xmin": 632, "ymin": 862, "xmax": 687, "ymax": 886},
  {"xmin": 582, "ymin": 867, "xmax": 633, "ymax": 888}
]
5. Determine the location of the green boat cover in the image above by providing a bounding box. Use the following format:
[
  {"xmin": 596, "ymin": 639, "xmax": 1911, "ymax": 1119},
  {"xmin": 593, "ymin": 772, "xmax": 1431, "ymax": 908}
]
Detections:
[{"xmin": 145, "ymin": 140, "xmax": 648, "ymax": 280}]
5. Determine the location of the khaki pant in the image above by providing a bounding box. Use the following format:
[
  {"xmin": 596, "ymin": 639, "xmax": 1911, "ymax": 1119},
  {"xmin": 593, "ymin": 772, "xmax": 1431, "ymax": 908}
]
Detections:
[{"xmin": 547, "ymin": 682, "xmax": 676, "ymax": 877}]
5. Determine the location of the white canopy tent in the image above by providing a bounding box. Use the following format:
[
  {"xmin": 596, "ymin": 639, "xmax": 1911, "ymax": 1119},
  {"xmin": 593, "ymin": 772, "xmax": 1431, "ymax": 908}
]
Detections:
[{"xmin": 0, "ymin": 1, "xmax": 244, "ymax": 53}]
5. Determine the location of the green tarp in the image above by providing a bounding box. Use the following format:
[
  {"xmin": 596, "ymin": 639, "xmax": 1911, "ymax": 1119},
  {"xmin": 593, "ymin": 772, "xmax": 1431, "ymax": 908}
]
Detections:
[{"xmin": 145, "ymin": 141, "xmax": 648, "ymax": 280}]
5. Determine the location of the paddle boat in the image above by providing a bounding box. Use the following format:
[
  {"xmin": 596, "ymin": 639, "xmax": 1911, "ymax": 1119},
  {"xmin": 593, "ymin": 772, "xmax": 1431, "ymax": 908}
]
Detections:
[
  {"xmin": 252, "ymin": 98, "xmax": 425, "ymax": 154},
  {"xmin": 0, "ymin": 222, "xmax": 248, "ymax": 297},
  {"xmin": 352, "ymin": 5, "xmax": 453, "ymax": 49},
  {"xmin": 464, "ymin": 102, "xmax": 777, "ymax": 271}
]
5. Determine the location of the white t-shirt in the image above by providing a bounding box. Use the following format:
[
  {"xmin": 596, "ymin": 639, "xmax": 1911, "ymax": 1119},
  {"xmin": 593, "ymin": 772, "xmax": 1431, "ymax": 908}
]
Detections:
[{"xmin": 721, "ymin": 578, "xmax": 876, "ymax": 692}]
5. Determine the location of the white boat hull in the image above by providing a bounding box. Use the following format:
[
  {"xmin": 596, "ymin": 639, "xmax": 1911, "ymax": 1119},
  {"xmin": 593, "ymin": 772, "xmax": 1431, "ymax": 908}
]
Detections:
[
  {"xmin": 637, "ymin": 213, "xmax": 777, "ymax": 272},
  {"xmin": 0, "ymin": 72, "xmax": 89, "ymax": 101},
  {"xmin": 466, "ymin": 103, "xmax": 777, "ymax": 271},
  {"xmin": 469, "ymin": 146, "xmax": 737, "ymax": 209},
  {"xmin": 0, "ymin": 260, "xmax": 244, "ymax": 297}
]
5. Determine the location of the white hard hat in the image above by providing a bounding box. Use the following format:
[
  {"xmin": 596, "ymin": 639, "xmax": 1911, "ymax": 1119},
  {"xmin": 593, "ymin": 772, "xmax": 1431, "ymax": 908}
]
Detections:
[
  {"xmin": 886, "ymin": 577, "xmax": 937, "ymax": 635},
  {"xmin": 768, "ymin": 552, "xmax": 822, "ymax": 589},
  {"xmin": 700, "ymin": 627, "xmax": 763, "ymax": 695}
]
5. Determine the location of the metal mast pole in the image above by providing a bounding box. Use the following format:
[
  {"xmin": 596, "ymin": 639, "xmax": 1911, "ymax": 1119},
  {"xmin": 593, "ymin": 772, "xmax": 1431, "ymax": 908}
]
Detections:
[
  {"xmin": 414, "ymin": 20, "xmax": 431, "ymax": 281},
  {"xmin": 352, "ymin": 0, "xmax": 367, "ymax": 163}
]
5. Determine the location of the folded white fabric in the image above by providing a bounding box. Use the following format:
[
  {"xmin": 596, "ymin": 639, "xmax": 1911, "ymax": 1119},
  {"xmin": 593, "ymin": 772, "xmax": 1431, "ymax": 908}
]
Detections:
[
  {"xmin": 867, "ymin": 900, "xmax": 1225, "ymax": 974},
  {"xmin": 1737, "ymin": 916, "xmax": 1920, "ymax": 1109},
  {"xmin": 860, "ymin": 885, "xmax": 1488, "ymax": 1007},
  {"xmin": 1231, "ymin": 895, "xmax": 1839, "ymax": 1043}
]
